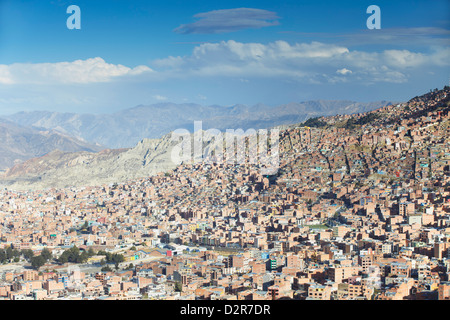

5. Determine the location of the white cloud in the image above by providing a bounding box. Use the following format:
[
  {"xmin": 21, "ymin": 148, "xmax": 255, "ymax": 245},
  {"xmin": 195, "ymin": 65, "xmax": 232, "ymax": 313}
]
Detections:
[
  {"xmin": 2, "ymin": 42, "xmax": 447, "ymax": 89},
  {"xmin": 0, "ymin": 66, "xmax": 14, "ymax": 84},
  {"xmin": 336, "ymin": 68, "xmax": 352, "ymax": 75},
  {"xmin": 0, "ymin": 41, "xmax": 448, "ymax": 113},
  {"xmin": 282, "ymin": 27, "xmax": 450, "ymax": 47},
  {"xmin": 153, "ymin": 56, "xmax": 184, "ymax": 68},
  {"xmin": 154, "ymin": 40, "xmax": 350, "ymax": 80},
  {"xmin": 382, "ymin": 50, "xmax": 426, "ymax": 67},
  {"xmin": 153, "ymin": 95, "xmax": 168, "ymax": 101},
  {"xmin": 153, "ymin": 40, "xmax": 449, "ymax": 84},
  {"xmin": 0, "ymin": 57, "xmax": 153, "ymax": 85}
]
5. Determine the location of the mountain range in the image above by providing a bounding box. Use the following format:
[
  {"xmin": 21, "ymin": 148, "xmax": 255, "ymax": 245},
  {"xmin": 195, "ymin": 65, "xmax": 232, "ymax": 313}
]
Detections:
[
  {"xmin": 0, "ymin": 118, "xmax": 102, "ymax": 171},
  {"xmin": 0, "ymin": 99, "xmax": 395, "ymax": 189},
  {"xmin": 3, "ymin": 100, "xmax": 392, "ymax": 149}
]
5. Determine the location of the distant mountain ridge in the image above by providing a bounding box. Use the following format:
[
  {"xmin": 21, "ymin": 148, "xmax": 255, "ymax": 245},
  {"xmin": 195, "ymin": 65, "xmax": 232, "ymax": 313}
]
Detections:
[
  {"xmin": 0, "ymin": 118, "xmax": 103, "ymax": 171},
  {"xmin": 4, "ymin": 100, "xmax": 393, "ymax": 149}
]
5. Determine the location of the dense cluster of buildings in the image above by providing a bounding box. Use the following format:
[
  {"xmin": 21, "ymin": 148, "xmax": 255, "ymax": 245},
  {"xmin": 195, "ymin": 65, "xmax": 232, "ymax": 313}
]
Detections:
[{"xmin": 0, "ymin": 87, "xmax": 449, "ymax": 300}]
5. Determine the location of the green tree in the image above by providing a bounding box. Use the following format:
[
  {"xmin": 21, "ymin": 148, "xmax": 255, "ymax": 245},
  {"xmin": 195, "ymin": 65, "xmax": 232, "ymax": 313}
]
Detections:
[
  {"xmin": 87, "ymin": 248, "xmax": 96, "ymax": 257},
  {"xmin": 21, "ymin": 249, "xmax": 34, "ymax": 261},
  {"xmin": 31, "ymin": 255, "xmax": 46, "ymax": 270},
  {"xmin": 110, "ymin": 253, "xmax": 125, "ymax": 270},
  {"xmin": 112, "ymin": 253, "xmax": 125, "ymax": 264},
  {"xmin": 81, "ymin": 221, "xmax": 89, "ymax": 231},
  {"xmin": 67, "ymin": 246, "xmax": 80, "ymax": 262},
  {"xmin": 78, "ymin": 251, "xmax": 89, "ymax": 264},
  {"xmin": 41, "ymin": 248, "xmax": 52, "ymax": 261},
  {"xmin": 6, "ymin": 246, "xmax": 14, "ymax": 261},
  {"xmin": 0, "ymin": 249, "xmax": 7, "ymax": 264},
  {"xmin": 101, "ymin": 265, "xmax": 112, "ymax": 272},
  {"xmin": 57, "ymin": 246, "xmax": 84, "ymax": 264},
  {"xmin": 174, "ymin": 281, "xmax": 182, "ymax": 292},
  {"xmin": 12, "ymin": 249, "xmax": 21, "ymax": 259},
  {"xmin": 57, "ymin": 252, "xmax": 69, "ymax": 264}
]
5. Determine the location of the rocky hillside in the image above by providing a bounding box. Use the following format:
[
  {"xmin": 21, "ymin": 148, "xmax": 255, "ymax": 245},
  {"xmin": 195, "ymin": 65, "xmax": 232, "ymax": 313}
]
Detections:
[
  {"xmin": 0, "ymin": 135, "xmax": 176, "ymax": 190},
  {"xmin": 0, "ymin": 130, "xmax": 233, "ymax": 190}
]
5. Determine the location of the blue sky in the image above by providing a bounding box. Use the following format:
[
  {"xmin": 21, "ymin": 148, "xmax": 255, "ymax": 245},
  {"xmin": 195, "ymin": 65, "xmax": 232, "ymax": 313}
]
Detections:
[{"xmin": 0, "ymin": 0, "xmax": 449, "ymax": 114}]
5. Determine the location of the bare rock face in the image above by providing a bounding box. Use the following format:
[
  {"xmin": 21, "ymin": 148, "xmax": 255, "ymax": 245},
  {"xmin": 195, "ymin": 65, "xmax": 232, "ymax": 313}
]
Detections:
[
  {"xmin": 0, "ymin": 133, "xmax": 181, "ymax": 190},
  {"xmin": 0, "ymin": 126, "xmax": 276, "ymax": 191}
]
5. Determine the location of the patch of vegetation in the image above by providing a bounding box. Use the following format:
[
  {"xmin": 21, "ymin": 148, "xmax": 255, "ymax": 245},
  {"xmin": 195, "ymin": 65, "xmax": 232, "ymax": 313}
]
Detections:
[
  {"xmin": 101, "ymin": 265, "xmax": 113, "ymax": 272},
  {"xmin": 0, "ymin": 246, "xmax": 53, "ymax": 271},
  {"xmin": 346, "ymin": 113, "xmax": 381, "ymax": 129},
  {"xmin": 174, "ymin": 281, "xmax": 183, "ymax": 292},
  {"xmin": 97, "ymin": 250, "xmax": 125, "ymax": 269},
  {"xmin": 308, "ymin": 224, "xmax": 329, "ymax": 230},
  {"xmin": 57, "ymin": 246, "xmax": 95, "ymax": 265},
  {"xmin": 302, "ymin": 117, "xmax": 327, "ymax": 128}
]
